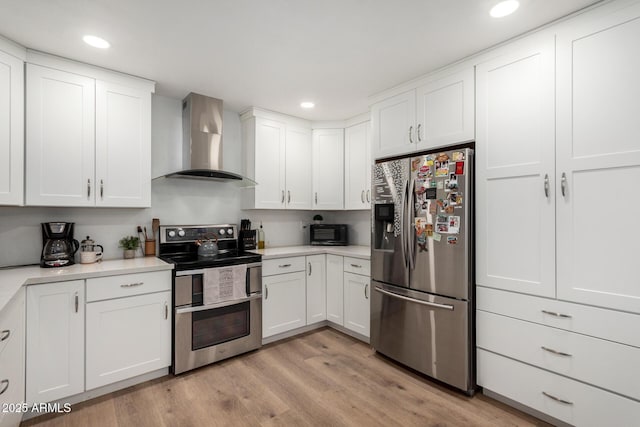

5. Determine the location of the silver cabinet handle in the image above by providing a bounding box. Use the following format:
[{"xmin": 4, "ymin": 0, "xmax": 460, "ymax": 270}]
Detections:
[
  {"xmin": 315, "ymin": 192, "xmax": 318, "ymax": 205},
  {"xmin": 121, "ymin": 282, "xmax": 144, "ymax": 288},
  {"xmin": 164, "ymin": 302, "xmax": 168, "ymax": 319},
  {"xmin": 541, "ymin": 310, "xmax": 572, "ymax": 319},
  {"xmin": 0, "ymin": 379, "xmax": 8, "ymax": 396},
  {"xmin": 416, "ymin": 123, "xmax": 422, "ymax": 142},
  {"xmin": 374, "ymin": 287, "xmax": 453, "ymax": 310},
  {"xmin": 265, "ymin": 285, "xmax": 268, "ymax": 300},
  {"xmin": 87, "ymin": 179, "xmax": 91, "ymax": 199},
  {"xmin": 308, "ymin": 262, "xmax": 312, "ymax": 276},
  {"xmin": 278, "ymin": 264, "xmax": 291, "ymax": 268},
  {"xmin": 350, "ymin": 263, "xmax": 362, "ymax": 268},
  {"xmin": 100, "ymin": 179, "xmax": 104, "ymax": 199},
  {"xmin": 542, "ymin": 391, "xmax": 573, "ymax": 405},
  {"xmin": 74, "ymin": 292, "xmax": 79, "ymax": 313},
  {"xmin": 281, "ymin": 190, "xmax": 285, "ymax": 204},
  {"xmin": 364, "ymin": 284, "xmax": 368, "ymax": 299},
  {"xmin": 361, "ymin": 190, "xmax": 365, "ymax": 203},
  {"xmin": 544, "ymin": 174, "xmax": 550, "ymax": 198},
  {"xmin": 0, "ymin": 330, "xmax": 9, "ymax": 342},
  {"xmin": 287, "ymin": 190, "xmax": 291, "ymax": 203},
  {"xmin": 561, "ymin": 172, "xmax": 567, "ymax": 197},
  {"xmin": 408, "ymin": 126, "xmax": 414, "ymax": 143},
  {"xmin": 366, "ymin": 189, "xmax": 370, "ymax": 203},
  {"xmin": 541, "ymin": 346, "xmax": 572, "ymax": 357}
]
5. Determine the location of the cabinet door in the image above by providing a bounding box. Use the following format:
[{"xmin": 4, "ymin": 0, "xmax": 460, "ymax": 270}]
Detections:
[
  {"xmin": 0, "ymin": 288, "xmax": 25, "ymax": 427},
  {"xmin": 86, "ymin": 291, "xmax": 170, "ymax": 390},
  {"xmin": 306, "ymin": 254, "xmax": 326, "ymax": 324},
  {"xmin": 556, "ymin": 5, "xmax": 640, "ymax": 313},
  {"xmin": 344, "ymin": 122, "xmax": 371, "ymax": 210},
  {"xmin": 344, "ymin": 272, "xmax": 370, "ymax": 337},
  {"xmin": 371, "ymin": 90, "xmax": 416, "ymax": 159},
  {"xmin": 326, "ymin": 254, "xmax": 344, "ymax": 325},
  {"xmin": 0, "ymin": 49, "xmax": 23, "ymax": 206},
  {"xmin": 475, "ymin": 35, "xmax": 556, "ymax": 298},
  {"xmin": 26, "ymin": 280, "xmax": 84, "ymax": 403},
  {"xmin": 263, "ymin": 271, "xmax": 306, "ymax": 338},
  {"xmin": 285, "ymin": 126, "xmax": 312, "ymax": 209},
  {"xmin": 95, "ymin": 81, "xmax": 151, "ymax": 207},
  {"xmin": 416, "ymin": 67, "xmax": 474, "ymax": 150},
  {"xmin": 312, "ymin": 129, "xmax": 344, "ymax": 210},
  {"xmin": 26, "ymin": 64, "xmax": 95, "ymax": 206},
  {"xmin": 254, "ymin": 118, "xmax": 286, "ymax": 209}
]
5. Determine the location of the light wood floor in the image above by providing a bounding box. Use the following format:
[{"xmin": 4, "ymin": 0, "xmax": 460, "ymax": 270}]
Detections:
[{"xmin": 23, "ymin": 328, "xmax": 549, "ymax": 427}]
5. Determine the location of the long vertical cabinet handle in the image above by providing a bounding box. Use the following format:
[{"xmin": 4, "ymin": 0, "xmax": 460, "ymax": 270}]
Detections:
[
  {"xmin": 265, "ymin": 285, "xmax": 268, "ymax": 300},
  {"xmin": 100, "ymin": 179, "xmax": 104, "ymax": 199},
  {"xmin": 87, "ymin": 179, "xmax": 91, "ymax": 199},
  {"xmin": 364, "ymin": 284, "xmax": 369, "ymax": 299},
  {"xmin": 408, "ymin": 126, "xmax": 414, "ymax": 143},
  {"xmin": 361, "ymin": 190, "xmax": 365, "ymax": 203},
  {"xmin": 366, "ymin": 190, "xmax": 371, "ymax": 203},
  {"xmin": 308, "ymin": 262, "xmax": 312, "ymax": 276},
  {"xmin": 544, "ymin": 174, "xmax": 550, "ymax": 198},
  {"xmin": 287, "ymin": 191, "xmax": 291, "ymax": 203},
  {"xmin": 315, "ymin": 192, "xmax": 318, "ymax": 205},
  {"xmin": 281, "ymin": 190, "xmax": 285, "ymax": 204},
  {"xmin": 164, "ymin": 302, "xmax": 168, "ymax": 319},
  {"xmin": 74, "ymin": 292, "xmax": 79, "ymax": 313},
  {"xmin": 561, "ymin": 172, "xmax": 567, "ymax": 197},
  {"xmin": 416, "ymin": 124, "xmax": 422, "ymax": 142}
]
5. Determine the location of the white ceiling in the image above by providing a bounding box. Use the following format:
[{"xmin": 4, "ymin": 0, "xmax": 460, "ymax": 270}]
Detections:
[{"xmin": 0, "ymin": 0, "xmax": 601, "ymax": 120}]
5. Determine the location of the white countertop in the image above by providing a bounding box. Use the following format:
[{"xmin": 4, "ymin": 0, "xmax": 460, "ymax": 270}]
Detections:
[
  {"xmin": 255, "ymin": 245, "xmax": 370, "ymax": 260},
  {"xmin": 0, "ymin": 257, "xmax": 173, "ymax": 312}
]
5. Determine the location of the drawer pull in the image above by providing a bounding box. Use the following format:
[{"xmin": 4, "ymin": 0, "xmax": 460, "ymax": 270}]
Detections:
[
  {"xmin": 542, "ymin": 391, "xmax": 573, "ymax": 405},
  {"xmin": 278, "ymin": 264, "xmax": 291, "ymax": 268},
  {"xmin": 541, "ymin": 346, "xmax": 572, "ymax": 357},
  {"xmin": 541, "ymin": 310, "xmax": 572, "ymax": 319},
  {"xmin": 121, "ymin": 282, "xmax": 144, "ymax": 288},
  {"xmin": 0, "ymin": 330, "xmax": 9, "ymax": 342},
  {"xmin": 0, "ymin": 379, "xmax": 8, "ymax": 396},
  {"xmin": 350, "ymin": 263, "xmax": 362, "ymax": 268}
]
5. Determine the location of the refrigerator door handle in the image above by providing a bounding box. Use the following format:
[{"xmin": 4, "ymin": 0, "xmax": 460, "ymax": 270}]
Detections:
[
  {"xmin": 374, "ymin": 286, "xmax": 454, "ymax": 311},
  {"xmin": 402, "ymin": 179, "xmax": 410, "ymax": 268},
  {"xmin": 407, "ymin": 177, "xmax": 416, "ymax": 270}
]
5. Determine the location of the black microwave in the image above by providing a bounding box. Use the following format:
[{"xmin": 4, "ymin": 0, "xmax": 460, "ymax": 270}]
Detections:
[{"xmin": 310, "ymin": 224, "xmax": 348, "ymax": 246}]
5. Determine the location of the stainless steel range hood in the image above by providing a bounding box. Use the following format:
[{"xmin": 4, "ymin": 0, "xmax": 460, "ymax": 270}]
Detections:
[{"xmin": 164, "ymin": 93, "xmax": 256, "ymax": 186}]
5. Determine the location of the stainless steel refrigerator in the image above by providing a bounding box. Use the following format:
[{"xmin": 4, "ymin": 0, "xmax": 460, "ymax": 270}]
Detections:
[{"xmin": 370, "ymin": 146, "xmax": 474, "ymax": 395}]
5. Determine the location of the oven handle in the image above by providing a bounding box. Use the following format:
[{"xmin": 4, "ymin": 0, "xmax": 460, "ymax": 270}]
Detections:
[
  {"xmin": 175, "ymin": 262, "xmax": 262, "ymax": 277},
  {"xmin": 175, "ymin": 294, "xmax": 262, "ymax": 314}
]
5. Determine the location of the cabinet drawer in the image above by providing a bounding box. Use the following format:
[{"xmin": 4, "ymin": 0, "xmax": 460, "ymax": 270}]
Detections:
[
  {"xmin": 262, "ymin": 257, "xmax": 306, "ymax": 276},
  {"xmin": 478, "ymin": 349, "xmax": 639, "ymax": 427},
  {"xmin": 343, "ymin": 257, "xmax": 370, "ymax": 276},
  {"xmin": 477, "ymin": 310, "xmax": 640, "ymax": 401},
  {"xmin": 477, "ymin": 286, "xmax": 640, "ymax": 348},
  {"xmin": 86, "ymin": 270, "xmax": 171, "ymax": 302}
]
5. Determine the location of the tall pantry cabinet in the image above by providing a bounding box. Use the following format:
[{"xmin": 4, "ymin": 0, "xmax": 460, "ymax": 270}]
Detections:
[{"xmin": 475, "ymin": 2, "xmax": 640, "ymax": 424}]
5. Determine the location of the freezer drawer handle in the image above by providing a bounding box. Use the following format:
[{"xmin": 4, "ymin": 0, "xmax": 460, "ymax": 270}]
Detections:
[
  {"xmin": 542, "ymin": 391, "xmax": 573, "ymax": 405},
  {"xmin": 374, "ymin": 287, "xmax": 454, "ymax": 311},
  {"xmin": 541, "ymin": 346, "xmax": 572, "ymax": 357},
  {"xmin": 541, "ymin": 310, "xmax": 572, "ymax": 319}
]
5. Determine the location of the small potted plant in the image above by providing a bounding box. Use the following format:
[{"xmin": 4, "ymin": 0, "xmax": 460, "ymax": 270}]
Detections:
[{"xmin": 119, "ymin": 236, "xmax": 140, "ymax": 259}]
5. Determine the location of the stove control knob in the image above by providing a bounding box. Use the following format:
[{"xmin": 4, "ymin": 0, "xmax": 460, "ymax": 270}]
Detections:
[
  {"xmin": 168, "ymin": 230, "xmax": 176, "ymax": 238},
  {"xmin": 219, "ymin": 229, "xmax": 226, "ymax": 235},
  {"xmin": 227, "ymin": 228, "xmax": 233, "ymax": 236},
  {"xmin": 178, "ymin": 229, "xmax": 186, "ymax": 237}
]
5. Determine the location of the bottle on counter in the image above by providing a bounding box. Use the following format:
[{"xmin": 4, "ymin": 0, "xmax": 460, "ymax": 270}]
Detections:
[{"xmin": 258, "ymin": 222, "xmax": 265, "ymax": 249}]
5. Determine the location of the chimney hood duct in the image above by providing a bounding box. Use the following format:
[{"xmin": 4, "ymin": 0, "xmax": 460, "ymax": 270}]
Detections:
[{"xmin": 164, "ymin": 92, "xmax": 256, "ymax": 186}]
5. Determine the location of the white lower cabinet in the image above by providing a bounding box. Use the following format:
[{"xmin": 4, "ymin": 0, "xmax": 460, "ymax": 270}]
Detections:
[
  {"xmin": 343, "ymin": 272, "xmax": 370, "ymax": 338},
  {"xmin": 306, "ymin": 255, "xmax": 326, "ymax": 325},
  {"xmin": 0, "ymin": 289, "xmax": 25, "ymax": 427},
  {"xmin": 263, "ymin": 258, "xmax": 307, "ymax": 338},
  {"xmin": 326, "ymin": 254, "xmax": 344, "ymax": 325},
  {"xmin": 26, "ymin": 280, "xmax": 85, "ymax": 404},
  {"xmin": 86, "ymin": 291, "xmax": 170, "ymax": 390}
]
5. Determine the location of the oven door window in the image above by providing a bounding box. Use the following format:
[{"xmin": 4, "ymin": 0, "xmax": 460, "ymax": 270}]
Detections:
[{"xmin": 192, "ymin": 302, "xmax": 250, "ymax": 350}]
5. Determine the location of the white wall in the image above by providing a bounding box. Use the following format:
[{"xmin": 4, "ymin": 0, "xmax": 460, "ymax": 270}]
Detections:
[{"xmin": 0, "ymin": 95, "xmax": 370, "ymax": 267}]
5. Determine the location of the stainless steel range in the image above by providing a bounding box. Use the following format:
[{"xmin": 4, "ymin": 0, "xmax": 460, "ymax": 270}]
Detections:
[{"xmin": 158, "ymin": 224, "xmax": 262, "ymax": 374}]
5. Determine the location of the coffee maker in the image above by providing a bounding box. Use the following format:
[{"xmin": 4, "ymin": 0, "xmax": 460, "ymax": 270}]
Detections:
[{"xmin": 41, "ymin": 222, "xmax": 80, "ymax": 268}]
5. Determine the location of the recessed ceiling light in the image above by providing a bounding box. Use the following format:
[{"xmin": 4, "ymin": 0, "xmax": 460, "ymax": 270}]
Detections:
[
  {"xmin": 300, "ymin": 102, "xmax": 315, "ymax": 109},
  {"xmin": 83, "ymin": 35, "xmax": 110, "ymax": 49},
  {"xmin": 490, "ymin": 0, "xmax": 519, "ymax": 18}
]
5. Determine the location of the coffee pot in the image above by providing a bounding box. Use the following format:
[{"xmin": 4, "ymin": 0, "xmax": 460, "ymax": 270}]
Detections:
[
  {"xmin": 80, "ymin": 236, "xmax": 104, "ymax": 264},
  {"xmin": 41, "ymin": 222, "xmax": 80, "ymax": 268}
]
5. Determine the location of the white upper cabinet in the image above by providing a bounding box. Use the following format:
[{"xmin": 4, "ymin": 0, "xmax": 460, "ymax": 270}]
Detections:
[
  {"xmin": 25, "ymin": 55, "xmax": 154, "ymax": 208},
  {"xmin": 95, "ymin": 81, "xmax": 151, "ymax": 207},
  {"xmin": 312, "ymin": 128, "xmax": 344, "ymax": 210},
  {"xmin": 344, "ymin": 121, "xmax": 371, "ymax": 210},
  {"xmin": 242, "ymin": 111, "xmax": 312, "ymax": 210},
  {"xmin": 371, "ymin": 66, "xmax": 474, "ymax": 159},
  {"xmin": 0, "ymin": 45, "xmax": 24, "ymax": 206},
  {"xmin": 26, "ymin": 64, "xmax": 96, "ymax": 207},
  {"xmin": 556, "ymin": 3, "xmax": 640, "ymax": 313},
  {"xmin": 475, "ymin": 35, "xmax": 556, "ymax": 298}
]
